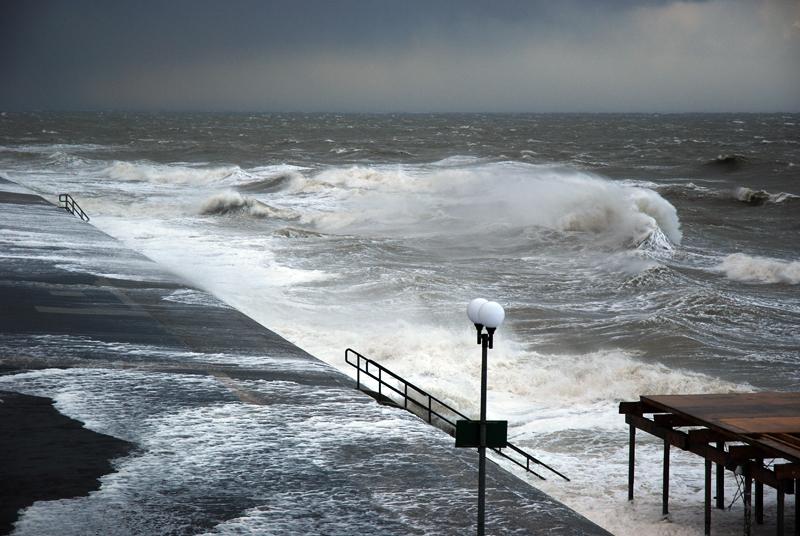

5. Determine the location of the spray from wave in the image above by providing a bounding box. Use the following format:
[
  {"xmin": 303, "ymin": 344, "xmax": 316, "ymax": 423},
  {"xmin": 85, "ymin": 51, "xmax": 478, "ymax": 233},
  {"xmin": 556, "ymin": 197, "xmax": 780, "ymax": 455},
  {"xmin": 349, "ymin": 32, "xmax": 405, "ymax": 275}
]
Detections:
[
  {"xmin": 717, "ymin": 253, "xmax": 800, "ymax": 284},
  {"xmin": 300, "ymin": 163, "xmax": 682, "ymax": 249}
]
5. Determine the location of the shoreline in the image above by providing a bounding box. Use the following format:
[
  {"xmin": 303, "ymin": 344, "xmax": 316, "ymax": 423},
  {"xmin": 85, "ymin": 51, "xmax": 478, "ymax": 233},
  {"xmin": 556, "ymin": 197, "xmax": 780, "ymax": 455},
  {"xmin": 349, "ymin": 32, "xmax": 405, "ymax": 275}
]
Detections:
[{"xmin": 0, "ymin": 390, "xmax": 134, "ymax": 535}]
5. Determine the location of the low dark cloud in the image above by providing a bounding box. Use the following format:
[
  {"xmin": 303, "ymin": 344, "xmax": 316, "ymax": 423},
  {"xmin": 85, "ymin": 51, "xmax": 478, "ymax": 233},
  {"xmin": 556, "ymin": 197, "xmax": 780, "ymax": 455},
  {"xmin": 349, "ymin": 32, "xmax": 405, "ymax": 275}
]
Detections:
[{"xmin": 2, "ymin": 0, "xmax": 799, "ymax": 111}]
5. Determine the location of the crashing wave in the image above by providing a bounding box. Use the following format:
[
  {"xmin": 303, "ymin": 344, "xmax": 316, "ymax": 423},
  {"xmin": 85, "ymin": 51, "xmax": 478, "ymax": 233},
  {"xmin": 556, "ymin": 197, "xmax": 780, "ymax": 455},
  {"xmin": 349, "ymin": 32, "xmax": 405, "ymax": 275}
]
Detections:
[
  {"xmin": 717, "ymin": 253, "xmax": 800, "ymax": 285},
  {"xmin": 734, "ymin": 187, "xmax": 798, "ymax": 206},
  {"xmin": 303, "ymin": 162, "xmax": 683, "ymax": 250},
  {"xmin": 200, "ymin": 191, "xmax": 297, "ymax": 219},
  {"xmin": 236, "ymin": 171, "xmax": 303, "ymax": 193}
]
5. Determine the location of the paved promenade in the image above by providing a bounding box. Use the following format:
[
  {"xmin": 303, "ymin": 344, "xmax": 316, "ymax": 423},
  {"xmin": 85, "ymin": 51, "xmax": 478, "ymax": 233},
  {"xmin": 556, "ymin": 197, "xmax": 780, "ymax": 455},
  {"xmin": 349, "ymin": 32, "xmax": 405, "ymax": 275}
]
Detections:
[{"xmin": 0, "ymin": 178, "xmax": 609, "ymax": 535}]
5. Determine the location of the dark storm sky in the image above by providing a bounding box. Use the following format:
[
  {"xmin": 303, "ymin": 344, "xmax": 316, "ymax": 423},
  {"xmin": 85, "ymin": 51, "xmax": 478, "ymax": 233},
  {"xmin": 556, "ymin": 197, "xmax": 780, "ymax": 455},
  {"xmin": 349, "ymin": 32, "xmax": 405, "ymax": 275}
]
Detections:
[{"xmin": 2, "ymin": 0, "xmax": 799, "ymax": 112}]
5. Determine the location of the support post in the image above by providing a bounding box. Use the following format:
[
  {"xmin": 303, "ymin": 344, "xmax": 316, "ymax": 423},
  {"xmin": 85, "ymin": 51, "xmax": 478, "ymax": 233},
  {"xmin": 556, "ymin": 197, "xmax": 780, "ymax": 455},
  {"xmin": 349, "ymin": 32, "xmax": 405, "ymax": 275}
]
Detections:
[
  {"xmin": 663, "ymin": 439, "xmax": 670, "ymax": 517},
  {"xmin": 755, "ymin": 459, "xmax": 764, "ymax": 525},
  {"xmin": 716, "ymin": 441, "xmax": 725, "ymax": 510},
  {"xmin": 628, "ymin": 424, "xmax": 635, "ymax": 501},
  {"xmin": 795, "ymin": 478, "xmax": 799, "ymax": 536},
  {"xmin": 744, "ymin": 471, "xmax": 752, "ymax": 536},
  {"xmin": 705, "ymin": 458, "xmax": 712, "ymax": 535},
  {"xmin": 777, "ymin": 481, "xmax": 784, "ymax": 536},
  {"xmin": 477, "ymin": 333, "xmax": 488, "ymax": 536}
]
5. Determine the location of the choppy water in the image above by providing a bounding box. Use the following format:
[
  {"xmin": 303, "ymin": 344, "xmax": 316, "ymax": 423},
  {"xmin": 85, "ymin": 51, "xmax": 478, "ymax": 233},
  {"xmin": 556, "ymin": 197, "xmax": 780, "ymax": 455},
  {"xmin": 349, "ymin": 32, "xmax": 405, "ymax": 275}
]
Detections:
[{"xmin": 1, "ymin": 112, "xmax": 798, "ymax": 535}]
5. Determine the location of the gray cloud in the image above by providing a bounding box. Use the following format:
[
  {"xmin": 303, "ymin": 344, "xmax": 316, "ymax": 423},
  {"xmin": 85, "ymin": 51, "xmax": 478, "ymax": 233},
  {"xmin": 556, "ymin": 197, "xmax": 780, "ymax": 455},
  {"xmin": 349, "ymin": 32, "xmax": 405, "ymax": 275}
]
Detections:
[{"xmin": 2, "ymin": 0, "xmax": 799, "ymax": 111}]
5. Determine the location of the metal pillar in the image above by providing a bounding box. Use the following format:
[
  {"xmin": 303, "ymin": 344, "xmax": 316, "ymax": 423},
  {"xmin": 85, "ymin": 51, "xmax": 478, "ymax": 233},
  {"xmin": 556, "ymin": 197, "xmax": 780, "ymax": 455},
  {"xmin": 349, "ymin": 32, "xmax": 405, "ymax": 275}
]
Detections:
[
  {"xmin": 795, "ymin": 478, "xmax": 799, "ymax": 536},
  {"xmin": 756, "ymin": 459, "xmax": 764, "ymax": 525},
  {"xmin": 744, "ymin": 471, "xmax": 752, "ymax": 536},
  {"xmin": 628, "ymin": 425, "xmax": 635, "ymax": 501},
  {"xmin": 716, "ymin": 441, "xmax": 725, "ymax": 510},
  {"xmin": 777, "ymin": 481, "xmax": 784, "ymax": 536},
  {"xmin": 705, "ymin": 459, "xmax": 712, "ymax": 535},
  {"xmin": 477, "ymin": 333, "xmax": 488, "ymax": 536},
  {"xmin": 663, "ymin": 439, "xmax": 670, "ymax": 517}
]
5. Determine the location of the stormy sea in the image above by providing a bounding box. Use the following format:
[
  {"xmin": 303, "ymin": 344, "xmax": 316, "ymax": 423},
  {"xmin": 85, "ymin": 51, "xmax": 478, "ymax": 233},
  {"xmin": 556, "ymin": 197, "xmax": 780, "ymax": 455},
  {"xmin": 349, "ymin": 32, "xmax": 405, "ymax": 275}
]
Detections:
[{"xmin": 1, "ymin": 112, "xmax": 798, "ymax": 535}]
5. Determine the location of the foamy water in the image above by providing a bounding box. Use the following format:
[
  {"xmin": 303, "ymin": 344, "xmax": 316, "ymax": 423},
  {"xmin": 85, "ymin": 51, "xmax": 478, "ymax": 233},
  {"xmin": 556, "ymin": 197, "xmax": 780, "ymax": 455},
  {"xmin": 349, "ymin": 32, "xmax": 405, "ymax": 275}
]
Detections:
[{"xmin": 1, "ymin": 112, "xmax": 798, "ymax": 535}]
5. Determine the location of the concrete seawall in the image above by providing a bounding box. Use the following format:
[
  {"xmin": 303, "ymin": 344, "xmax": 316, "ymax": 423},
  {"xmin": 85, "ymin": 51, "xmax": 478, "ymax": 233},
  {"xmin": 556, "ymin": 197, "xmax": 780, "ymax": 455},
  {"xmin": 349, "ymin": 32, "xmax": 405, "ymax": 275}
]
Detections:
[{"xmin": 0, "ymin": 178, "xmax": 610, "ymax": 535}]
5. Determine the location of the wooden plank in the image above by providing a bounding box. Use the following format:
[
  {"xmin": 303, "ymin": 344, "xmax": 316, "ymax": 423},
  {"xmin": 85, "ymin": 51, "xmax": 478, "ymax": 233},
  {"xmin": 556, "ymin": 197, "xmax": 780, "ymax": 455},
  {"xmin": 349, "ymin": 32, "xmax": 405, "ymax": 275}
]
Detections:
[
  {"xmin": 721, "ymin": 416, "xmax": 800, "ymax": 433},
  {"xmin": 654, "ymin": 414, "xmax": 696, "ymax": 428},
  {"xmin": 641, "ymin": 393, "xmax": 800, "ymax": 462},
  {"xmin": 688, "ymin": 428, "xmax": 733, "ymax": 445},
  {"xmin": 625, "ymin": 414, "xmax": 688, "ymax": 449},
  {"xmin": 619, "ymin": 401, "xmax": 642, "ymax": 415},
  {"xmin": 774, "ymin": 464, "xmax": 800, "ymax": 481}
]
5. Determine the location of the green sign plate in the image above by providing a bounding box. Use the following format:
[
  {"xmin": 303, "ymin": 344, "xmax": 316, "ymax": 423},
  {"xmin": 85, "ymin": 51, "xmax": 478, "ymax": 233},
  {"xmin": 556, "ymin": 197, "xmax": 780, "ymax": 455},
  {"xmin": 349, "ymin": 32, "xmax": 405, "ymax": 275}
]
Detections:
[{"xmin": 455, "ymin": 420, "xmax": 508, "ymax": 448}]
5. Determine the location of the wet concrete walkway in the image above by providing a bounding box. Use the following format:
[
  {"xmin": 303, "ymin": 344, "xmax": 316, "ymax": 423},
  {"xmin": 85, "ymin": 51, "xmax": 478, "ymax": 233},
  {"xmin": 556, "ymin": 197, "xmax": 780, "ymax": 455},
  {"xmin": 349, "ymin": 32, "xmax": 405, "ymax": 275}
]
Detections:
[{"xmin": 0, "ymin": 178, "xmax": 609, "ymax": 535}]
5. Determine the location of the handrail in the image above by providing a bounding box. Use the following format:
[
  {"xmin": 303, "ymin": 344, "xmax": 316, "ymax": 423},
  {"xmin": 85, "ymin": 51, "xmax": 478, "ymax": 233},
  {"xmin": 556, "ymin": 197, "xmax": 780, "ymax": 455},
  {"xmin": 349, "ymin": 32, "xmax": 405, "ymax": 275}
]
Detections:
[
  {"xmin": 58, "ymin": 193, "xmax": 90, "ymax": 222},
  {"xmin": 345, "ymin": 348, "xmax": 569, "ymax": 482}
]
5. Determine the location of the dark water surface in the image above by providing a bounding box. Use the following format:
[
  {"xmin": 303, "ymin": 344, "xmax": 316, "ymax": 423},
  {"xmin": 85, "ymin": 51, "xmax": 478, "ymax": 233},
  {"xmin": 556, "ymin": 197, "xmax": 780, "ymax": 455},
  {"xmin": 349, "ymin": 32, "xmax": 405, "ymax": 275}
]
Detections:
[{"xmin": 1, "ymin": 112, "xmax": 798, "ymax": 534}]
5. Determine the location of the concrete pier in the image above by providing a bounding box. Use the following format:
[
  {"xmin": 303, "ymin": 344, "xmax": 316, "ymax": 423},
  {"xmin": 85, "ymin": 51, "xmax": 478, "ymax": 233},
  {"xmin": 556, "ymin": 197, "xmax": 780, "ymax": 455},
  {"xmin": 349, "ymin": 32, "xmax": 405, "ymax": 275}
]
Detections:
[{"xmin": 0, "ymin": 178, "xmax": 610, "ymax": 535}]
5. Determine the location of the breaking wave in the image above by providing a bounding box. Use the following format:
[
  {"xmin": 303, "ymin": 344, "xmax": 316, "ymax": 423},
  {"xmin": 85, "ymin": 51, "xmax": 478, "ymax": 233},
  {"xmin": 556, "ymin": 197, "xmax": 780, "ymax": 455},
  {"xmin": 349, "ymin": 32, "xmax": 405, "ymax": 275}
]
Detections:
[
  {"xmin": 734, "ymin": 186, "xmax": 799, "ymax": 206},
  {"xmin": 717, "ymin": 253, "xmax": 800, "ymax": 284},
  {"xmin": 105, "ymin": 161, "xmax": 246, "ymax": 185},
  {"xmin": 302, "ymin": 163, "xmax": 682, "ymax": 249},
  {"xmin": 200, "ymin": 191, "xmax": 297, "ymax": 219}
]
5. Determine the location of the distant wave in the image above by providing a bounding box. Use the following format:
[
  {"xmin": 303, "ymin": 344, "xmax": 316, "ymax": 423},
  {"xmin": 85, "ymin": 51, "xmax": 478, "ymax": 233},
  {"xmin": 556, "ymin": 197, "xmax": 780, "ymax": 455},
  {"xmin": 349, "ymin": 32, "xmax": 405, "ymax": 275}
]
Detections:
[
  {"xmin": 272, "ymin": 227, "xmax": 325, "ymax": 239},
  {"xmin": 705, "ymin": 154, "xmax": 749, "ymax": 169},
  {"xmin": 717, "ymin": 253, "xmax": 800, "ymax": 284},
  {"xmin": 106, "ymin": 161, "xmax": 245, "ymax": 185},
  {"xmin": 236, "ymin": 172, "xmax": 302, "ymax": 193},
  {"xmin": 200, "ymin": 191, "xmax": 297, "ymax": 219},
  {"xmin": 734, "ymin": 186, "xmax": 798, "ymax": 206}
]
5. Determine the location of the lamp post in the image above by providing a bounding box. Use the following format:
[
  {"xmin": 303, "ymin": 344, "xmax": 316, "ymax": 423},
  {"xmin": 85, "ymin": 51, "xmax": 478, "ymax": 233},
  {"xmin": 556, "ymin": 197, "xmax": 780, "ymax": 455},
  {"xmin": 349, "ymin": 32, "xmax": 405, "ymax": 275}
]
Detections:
[{"xmin": 464, "ymin": 298, "xmax": 505, "ymax": 536}]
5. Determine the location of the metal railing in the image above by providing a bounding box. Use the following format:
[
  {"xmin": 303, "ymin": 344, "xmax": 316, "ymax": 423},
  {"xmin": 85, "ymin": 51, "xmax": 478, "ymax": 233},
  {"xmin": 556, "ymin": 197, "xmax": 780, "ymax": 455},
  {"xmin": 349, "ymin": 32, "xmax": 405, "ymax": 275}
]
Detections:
[
  {"xmin": 58, "ymin": 193, "xmax": 90, "ymax": 222},
  {"xmin": 345, "ymin": 348, "xmax": 569, "ymax": 481}
]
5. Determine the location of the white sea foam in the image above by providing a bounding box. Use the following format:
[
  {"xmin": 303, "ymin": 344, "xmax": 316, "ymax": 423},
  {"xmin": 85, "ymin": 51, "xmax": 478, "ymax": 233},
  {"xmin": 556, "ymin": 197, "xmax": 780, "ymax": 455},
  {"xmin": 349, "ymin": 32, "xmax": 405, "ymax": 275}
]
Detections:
[{"xmin": 717, "ymin": 253, "xmax": 800, "ymax": 284}]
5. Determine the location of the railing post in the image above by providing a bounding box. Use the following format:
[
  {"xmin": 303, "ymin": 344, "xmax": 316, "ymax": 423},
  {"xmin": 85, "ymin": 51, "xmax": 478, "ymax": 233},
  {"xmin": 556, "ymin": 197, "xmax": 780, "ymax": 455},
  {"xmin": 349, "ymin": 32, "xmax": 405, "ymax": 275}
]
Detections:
[
  {"xmin": 378, "ymin": 368, "xmax": 382, "ymax": 395},
  {"xmin": 356, "ymin": 354, "xmax": 360, "ymax": 390},
  {"xmin": 404, "ymin": 383, "xmax": 408, "ymax": 409},
  {"xmin": 428, "ymin": 394, "xmax": 432, "ymax": 423}
]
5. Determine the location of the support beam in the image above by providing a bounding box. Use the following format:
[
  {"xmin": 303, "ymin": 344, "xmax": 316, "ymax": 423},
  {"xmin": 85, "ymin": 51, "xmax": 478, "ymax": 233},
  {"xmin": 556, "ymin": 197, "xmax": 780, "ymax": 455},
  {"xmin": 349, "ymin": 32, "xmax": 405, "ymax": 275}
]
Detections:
[
  {"xmin": 654, "ymin": 413, "xmax": 696, "ymax": 428},
  {"xmin": 628, "ymin": 424, "xmax": 635, "ymax": 502},
  {"xmin": 744, "ymin": 472, "xmax": 752, "ymax": 536},
  {"xmin": 795, "ymin": 478, "xmax": 799, "ymax": 536},
  {"xmin": 705, "ymin": 459, "xmax": 712, "ymax": 535},
  {"xmin": 756, "ymin": 459, "xmax": 764, "ymax": 525},
  {"xmin": 777, "ymin": 481, "xmax": 784, "ymax": 536},
  {"xmin": 716, "ymin": 441, "xmax": 725, "ymax": 510},
  {"xmin": 663, "ymin": 439, "xmax": 670, "ymax": 517}
]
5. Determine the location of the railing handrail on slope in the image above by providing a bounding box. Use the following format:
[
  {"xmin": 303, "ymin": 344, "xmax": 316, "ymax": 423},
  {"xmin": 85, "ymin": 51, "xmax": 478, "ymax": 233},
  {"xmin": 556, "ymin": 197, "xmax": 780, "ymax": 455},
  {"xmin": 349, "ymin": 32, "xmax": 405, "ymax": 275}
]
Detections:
[
  {"xmin": 345, "ymin": 348, "xmax": 569, "ymax": 481},
  {"xmin": 58, "ymin": 193, "xmax": 90, "ymax": 222}
]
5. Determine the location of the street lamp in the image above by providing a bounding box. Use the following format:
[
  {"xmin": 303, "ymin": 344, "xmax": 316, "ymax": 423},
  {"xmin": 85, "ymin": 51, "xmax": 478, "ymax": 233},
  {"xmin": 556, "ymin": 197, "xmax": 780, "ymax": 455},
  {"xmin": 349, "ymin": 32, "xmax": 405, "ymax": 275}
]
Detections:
[{"xmin": 460, "ymin": 298, "xmax": 506, "ymax": 536}]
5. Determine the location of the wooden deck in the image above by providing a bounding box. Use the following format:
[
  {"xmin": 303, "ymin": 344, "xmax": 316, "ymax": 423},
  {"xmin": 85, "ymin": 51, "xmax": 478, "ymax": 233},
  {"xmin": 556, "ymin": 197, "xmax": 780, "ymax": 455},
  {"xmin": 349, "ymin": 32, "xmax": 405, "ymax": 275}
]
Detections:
[{"xmin": 620, "ymin": 392, "xmax": 800, "ymax": 535}]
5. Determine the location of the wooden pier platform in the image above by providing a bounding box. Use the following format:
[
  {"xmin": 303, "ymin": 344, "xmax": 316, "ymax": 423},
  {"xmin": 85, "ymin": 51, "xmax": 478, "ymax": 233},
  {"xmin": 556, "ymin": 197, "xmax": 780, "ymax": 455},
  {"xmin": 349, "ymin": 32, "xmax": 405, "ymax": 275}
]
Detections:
[{"xmin": 620, "ymin": 392, "xmax": 800, "ymax": 536}]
